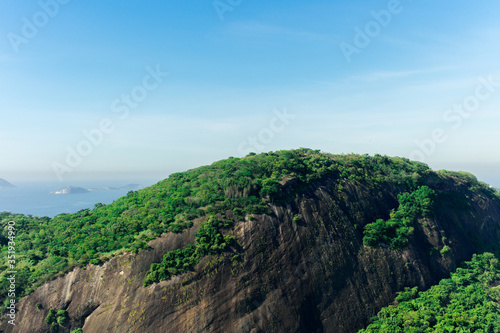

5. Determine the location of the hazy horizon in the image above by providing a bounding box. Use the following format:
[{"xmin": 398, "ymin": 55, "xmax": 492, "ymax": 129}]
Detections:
[{"xmin": 1, "ymin": 155, "xmax": 499, "ymax": 189}]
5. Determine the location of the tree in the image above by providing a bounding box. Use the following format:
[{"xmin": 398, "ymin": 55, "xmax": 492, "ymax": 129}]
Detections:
[{"xmin": 45, "ymin": 309, "xmax": 57, "ymax": 327}]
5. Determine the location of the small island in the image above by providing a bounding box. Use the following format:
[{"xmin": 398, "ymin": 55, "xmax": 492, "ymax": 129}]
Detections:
[
  {"xmin": 50, "ymin": 186, "xmax": 89, "ymax": 195},
  {"xmin": 0, "ymin": 178, "xmax": 15, "ymax": 189}
]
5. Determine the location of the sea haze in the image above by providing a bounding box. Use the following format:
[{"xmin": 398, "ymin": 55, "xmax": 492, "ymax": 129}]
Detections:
[{"xmin": 0, "ymin": 179, "xmax": 159, "ymax": 218}]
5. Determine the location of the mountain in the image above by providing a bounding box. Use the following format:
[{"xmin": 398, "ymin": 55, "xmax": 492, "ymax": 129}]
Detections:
[
  {"xmin": 51, "ymin": 184, "xmax": 142, "ymax": 194},
  {"xmin": 88, "ymin": 184, "xmax": 142, "ymax": 191},
  {"xmin": 1, "ymin": 149, "xmax": 499, "ymax": 332},
  {"xmin": 0, "ymin": 178, "xmax": 15, "ymax": 188}
]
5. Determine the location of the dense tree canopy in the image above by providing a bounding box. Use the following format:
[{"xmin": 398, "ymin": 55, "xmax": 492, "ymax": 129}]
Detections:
[
  {"xmin": 363, "ymin": 186, "xmax": 436, "ymax": 250},
  {"xmin": 359, "ymin": 253, "xmax": 500, "ymax": 332}
]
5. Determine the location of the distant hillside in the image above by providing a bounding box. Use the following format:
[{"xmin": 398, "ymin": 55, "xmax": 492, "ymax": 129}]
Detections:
[
  {"xmin": 51, "ymin": 184, "xmax": 142, "ymax": 195},
  {"xmin": 1, "ymin": 149, "xmax": 499, "ymax": 332},
  {"xmin": 0, "ymin": 178, "xmax": 14, "ymax": 188}
]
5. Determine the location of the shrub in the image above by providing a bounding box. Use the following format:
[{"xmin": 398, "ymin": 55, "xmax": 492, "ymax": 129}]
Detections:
[
  {"xmin": 89, "ymin": 258, "xmax": 101, "ymax": 265},
  {"xmin": 45, "ymin": 308, "xmax": 68, "ymax": 327},
  {"xmin": 440, "ymin": 245, "xmax": 451, "ymax": 256},
  {"xmin": 45, "ymin": 309, "xmax": 57, "ymax": 327},
  {"xmin": 293, "ymin": 214, "xmax": 303, "ymax": 224},
  {"xmin": 363, "ymin": 186, "xmax": 435, "ymax": 250},
  {"xmin": 56, "ymin": 309, "xmax": 68, "ymax": 325}
]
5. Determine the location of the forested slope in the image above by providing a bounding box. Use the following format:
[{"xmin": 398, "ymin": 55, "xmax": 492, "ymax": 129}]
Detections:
[{"xmin": 1, "ymin": 149, "xmax": 499, "ymax": 332}]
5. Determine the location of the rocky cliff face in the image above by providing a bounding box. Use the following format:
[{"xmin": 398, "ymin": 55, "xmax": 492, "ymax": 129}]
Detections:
[{"xmin": 2, "ymin": 175, "xmax": 500, "ymax": 333}]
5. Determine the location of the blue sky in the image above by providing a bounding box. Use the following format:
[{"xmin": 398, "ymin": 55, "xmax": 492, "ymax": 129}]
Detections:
[{"xmin": 1, "ymin": 0, "xmax": 499, "ymax": 185}]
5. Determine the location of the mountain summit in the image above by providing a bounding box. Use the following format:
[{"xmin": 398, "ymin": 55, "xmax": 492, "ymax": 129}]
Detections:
[{"xmin": 1, "ymin": 149, "xmax": 499, "ymax": 332}]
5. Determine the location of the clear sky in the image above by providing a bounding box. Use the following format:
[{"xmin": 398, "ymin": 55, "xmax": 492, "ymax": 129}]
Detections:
[{"xmin": 1, "ymin": 0, "xmax": 499, "ymax": 185}]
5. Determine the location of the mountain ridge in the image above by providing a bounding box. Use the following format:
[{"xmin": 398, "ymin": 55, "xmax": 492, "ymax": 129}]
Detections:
[
  {"xmin": 50, "ymin": 184, "xmax": 142, "ymax": 195},
  {"xmin": 1, "ymin": 149, "xmax": 499, "ymax": 332}
]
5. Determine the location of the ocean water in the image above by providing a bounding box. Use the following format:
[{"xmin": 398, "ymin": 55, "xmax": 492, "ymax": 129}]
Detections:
[{"xmin": 0, "ymin": 180, "xmax": 159, "ymax": 218}]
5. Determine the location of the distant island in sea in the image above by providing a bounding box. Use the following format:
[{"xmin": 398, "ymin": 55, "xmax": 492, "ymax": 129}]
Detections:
[
  {"xmin": 51, "ymin": 184, "xmax": 142, "ymax": 195},
  {"xmin": 0, "ymin": 178, "xmax": 15, "ymax": 188}
]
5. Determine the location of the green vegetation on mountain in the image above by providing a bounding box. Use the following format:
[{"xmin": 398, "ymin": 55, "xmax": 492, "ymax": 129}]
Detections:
[
  {"xmin": 1, "ymin": 149, "xmax": 499, "ymax": 314},
  {"xmin": 363, "ymin": 186, "xmax": 436, "ymax": 250},
  {"xmin": 45, "ymin": 308, "xmax": 68, "ymax": 328},
  {"xmin": 438, "ymin": 170, "xmax": 493, "ymax": 193},
  {"xmin": 143, "ymin": 215, "xmax": 237, "ymax": 286},
  {"xmin": 359, "ymin": 252, "xmax": 500, "ymax": 332}
]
